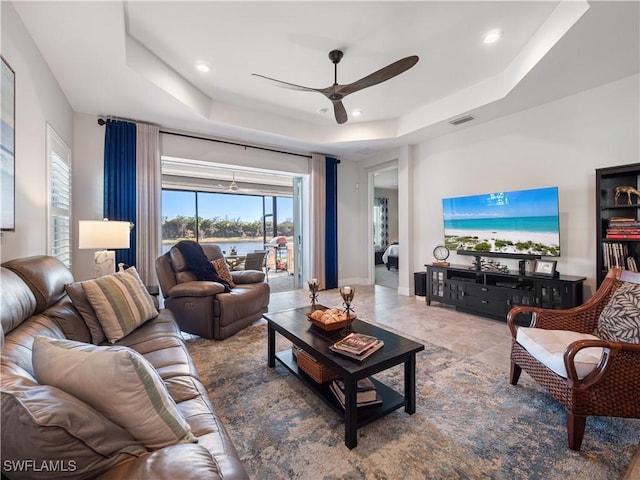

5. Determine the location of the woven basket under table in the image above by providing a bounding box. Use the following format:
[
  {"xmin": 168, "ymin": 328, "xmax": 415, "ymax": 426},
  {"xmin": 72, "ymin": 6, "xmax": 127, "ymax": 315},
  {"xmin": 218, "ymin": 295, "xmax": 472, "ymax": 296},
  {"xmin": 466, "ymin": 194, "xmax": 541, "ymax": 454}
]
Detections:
[{"xmin": 291, "ymin": 345, "xmax": 340, "ymax": 384}]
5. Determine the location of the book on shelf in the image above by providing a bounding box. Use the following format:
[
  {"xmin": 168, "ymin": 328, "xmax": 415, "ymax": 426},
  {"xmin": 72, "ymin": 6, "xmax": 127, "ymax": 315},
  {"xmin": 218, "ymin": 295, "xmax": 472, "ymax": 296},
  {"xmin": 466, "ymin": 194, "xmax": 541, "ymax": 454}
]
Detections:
[
  {"xmin": 606, "ymin": 234, "xmax": 640, "ymax": 239},
  {"xmin": 334, "ymin": 377, "xmax": 376, "ymax": 393},
  {"xmin": 329, "ymin": 380, "xmax": 382, "ymax": 409},
  {"xmin": 332, "ymin": 332, "xmax": 380, "ymax": 355},
  {"xmin": 602, "ymin": 241, "xmax": 638, "ymax": 271},
  {"xmin": 329, "ymin": 338, "xmax": 384, "ymax": 362},
  {"xmin": 609, "ymin": 217, "xmax": 638, "ymax": 223}
]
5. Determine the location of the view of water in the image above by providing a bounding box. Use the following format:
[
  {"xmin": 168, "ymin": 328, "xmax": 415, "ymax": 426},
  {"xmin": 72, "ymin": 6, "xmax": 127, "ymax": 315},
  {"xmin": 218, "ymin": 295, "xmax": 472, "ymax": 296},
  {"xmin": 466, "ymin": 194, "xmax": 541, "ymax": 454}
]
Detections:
[
  {"xmin": 162, "ymin": 240, "xmax": 271, "ymax": 255},
  {"xmin": 444, "ymin": 215, "xmax": 559, "ymax": 233}
]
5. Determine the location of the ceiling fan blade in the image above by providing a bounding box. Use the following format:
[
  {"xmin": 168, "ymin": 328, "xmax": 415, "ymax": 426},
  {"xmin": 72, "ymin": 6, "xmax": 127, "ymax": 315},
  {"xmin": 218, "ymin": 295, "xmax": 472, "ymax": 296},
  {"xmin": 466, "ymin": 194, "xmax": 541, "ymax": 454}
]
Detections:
[
  {"xmin": 251, "ymin": 73, "xmax": 319, "ymax": 93},
  {"xmin": 332, "ymin": 100, "xmax": 348, "ymax": 124},
  {"xmin": 340, "ymin": 55, "xmax": 419, "ymax": 96}
]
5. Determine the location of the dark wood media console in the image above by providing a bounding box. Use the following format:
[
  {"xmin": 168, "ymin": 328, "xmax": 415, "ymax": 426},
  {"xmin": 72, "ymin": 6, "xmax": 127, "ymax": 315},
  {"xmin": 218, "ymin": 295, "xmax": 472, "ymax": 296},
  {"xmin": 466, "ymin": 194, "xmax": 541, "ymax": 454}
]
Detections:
[{"xmin": 425, "ymin": 264, "xmax": 586, "ymax": 325}]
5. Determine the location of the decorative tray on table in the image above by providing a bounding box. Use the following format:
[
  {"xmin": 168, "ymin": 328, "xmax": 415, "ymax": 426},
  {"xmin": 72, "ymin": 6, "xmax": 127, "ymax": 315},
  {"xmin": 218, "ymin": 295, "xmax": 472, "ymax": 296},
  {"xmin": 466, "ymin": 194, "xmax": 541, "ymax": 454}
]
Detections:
[{"xmin": 306, "ymin": 307, "xmax": 356, "ymax": 331}]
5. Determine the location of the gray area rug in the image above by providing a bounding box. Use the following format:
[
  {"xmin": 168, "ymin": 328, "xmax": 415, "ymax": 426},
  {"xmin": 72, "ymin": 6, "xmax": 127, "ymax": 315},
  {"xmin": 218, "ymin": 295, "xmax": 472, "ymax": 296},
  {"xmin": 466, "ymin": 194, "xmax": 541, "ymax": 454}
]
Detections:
[{"xmin": 186, "ymin": 324, "xmax": 640, "ymax": 479}]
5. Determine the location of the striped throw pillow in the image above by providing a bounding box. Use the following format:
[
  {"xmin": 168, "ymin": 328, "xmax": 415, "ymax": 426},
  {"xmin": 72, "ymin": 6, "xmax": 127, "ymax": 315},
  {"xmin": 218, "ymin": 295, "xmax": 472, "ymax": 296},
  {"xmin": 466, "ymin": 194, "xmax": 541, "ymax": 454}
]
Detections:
[
  {"xmin": 32, "ymin": 336, "xmax": 197, "ymax": 451},
  {"xmin": 82, "ymin": 267, "xmax": 159, "ymax": 343}
]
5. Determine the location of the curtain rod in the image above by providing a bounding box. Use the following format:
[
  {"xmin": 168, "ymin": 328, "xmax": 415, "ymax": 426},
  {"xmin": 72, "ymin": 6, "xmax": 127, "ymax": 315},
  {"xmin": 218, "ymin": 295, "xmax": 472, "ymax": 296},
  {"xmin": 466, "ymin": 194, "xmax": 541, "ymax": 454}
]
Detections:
[
  {"xmin": 97, "ymin": 115, "xmax": 324, "ymax": 161},
  {"xmin": 97, "ymin": 115, "xmax": 160, "ymax": 127},
  {"xmin": 160, "ymin": 130, "xmax": 315, "ymax": 160}
]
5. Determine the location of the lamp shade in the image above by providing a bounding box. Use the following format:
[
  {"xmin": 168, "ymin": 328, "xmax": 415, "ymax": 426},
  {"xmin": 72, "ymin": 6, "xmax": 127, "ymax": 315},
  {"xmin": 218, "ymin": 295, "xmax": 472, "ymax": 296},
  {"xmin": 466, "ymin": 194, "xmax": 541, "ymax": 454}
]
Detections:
[{"xmin": 78, "ymin": 220, "xmax": 131, "ymax": 249}]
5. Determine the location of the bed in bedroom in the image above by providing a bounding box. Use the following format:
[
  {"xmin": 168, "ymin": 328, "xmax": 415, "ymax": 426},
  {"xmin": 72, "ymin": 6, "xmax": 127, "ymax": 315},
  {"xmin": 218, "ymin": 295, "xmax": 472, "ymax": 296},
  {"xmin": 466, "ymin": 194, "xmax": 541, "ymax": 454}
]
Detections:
[{"xmin": 382, "ymin": 243, "xmax": 399, "ymax": 270}]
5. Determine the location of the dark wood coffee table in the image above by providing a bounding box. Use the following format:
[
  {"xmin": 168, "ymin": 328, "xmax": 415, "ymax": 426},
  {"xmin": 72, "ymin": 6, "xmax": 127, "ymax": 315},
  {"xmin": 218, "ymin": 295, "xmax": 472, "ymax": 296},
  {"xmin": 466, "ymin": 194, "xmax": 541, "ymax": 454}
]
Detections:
[{"xmin": 265, "ymin": 305, "xmax": 425, "ymax": 449}]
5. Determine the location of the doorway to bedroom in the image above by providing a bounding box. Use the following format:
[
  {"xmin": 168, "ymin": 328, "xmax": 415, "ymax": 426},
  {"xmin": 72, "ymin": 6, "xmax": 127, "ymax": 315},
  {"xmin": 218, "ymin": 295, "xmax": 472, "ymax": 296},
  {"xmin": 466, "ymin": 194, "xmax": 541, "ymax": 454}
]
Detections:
[{"xmin": 373, "ymin": 169, "xmax": 399, "ymax": 289}]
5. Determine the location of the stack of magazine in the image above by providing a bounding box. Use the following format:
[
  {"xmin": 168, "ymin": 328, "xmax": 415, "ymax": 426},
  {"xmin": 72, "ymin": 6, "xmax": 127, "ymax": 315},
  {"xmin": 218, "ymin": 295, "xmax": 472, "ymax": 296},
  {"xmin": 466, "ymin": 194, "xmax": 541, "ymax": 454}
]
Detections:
[
  {"xmin": 329, "ymin": 332, "xmax": 383, "ymax": 362},
  {"xmin": 329, "ymin": 377, "xmax": 382, "ymax": 409}
]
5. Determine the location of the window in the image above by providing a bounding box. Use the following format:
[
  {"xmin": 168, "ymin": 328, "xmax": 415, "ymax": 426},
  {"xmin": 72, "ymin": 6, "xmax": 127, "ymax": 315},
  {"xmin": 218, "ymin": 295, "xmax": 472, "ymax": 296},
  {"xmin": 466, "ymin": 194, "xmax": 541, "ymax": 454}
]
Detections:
[
  {"xmin": 161, "ymin": 188, "xmax": 292, "ymax": 254},
  {"xmin": 276, "ymin": 197, "xmax": 293, "ymax": 237},
  {"xmin": 47, "ymin": 125, "xmax": 72, "ymax": 267}
]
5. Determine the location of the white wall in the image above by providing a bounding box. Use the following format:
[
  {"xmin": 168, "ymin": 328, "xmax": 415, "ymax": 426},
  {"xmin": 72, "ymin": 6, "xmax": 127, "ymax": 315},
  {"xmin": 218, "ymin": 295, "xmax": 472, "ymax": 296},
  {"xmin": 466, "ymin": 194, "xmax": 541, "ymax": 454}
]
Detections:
[
  {"xmin": 361, "ymin": 74, "xmax": 639, "ymax": 298},
  {"xmin": 336, "ymin": 159, "xmax": 361, "ymax": 285},
  {"xmin": 0, "ymin": 2, "xmax": 73, "ymax": 262},
  {"xmin": 72, "ymin": 113, "xmax": 105, "ymax": 280}
]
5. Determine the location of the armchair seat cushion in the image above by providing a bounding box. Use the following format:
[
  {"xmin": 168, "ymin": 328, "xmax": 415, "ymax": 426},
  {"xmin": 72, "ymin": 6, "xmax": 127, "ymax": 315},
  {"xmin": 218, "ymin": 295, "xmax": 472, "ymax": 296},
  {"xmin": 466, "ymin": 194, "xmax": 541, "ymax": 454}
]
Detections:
[{"xmin": 516, "ymin": 328, "xmax": 603, "ymax": 379}]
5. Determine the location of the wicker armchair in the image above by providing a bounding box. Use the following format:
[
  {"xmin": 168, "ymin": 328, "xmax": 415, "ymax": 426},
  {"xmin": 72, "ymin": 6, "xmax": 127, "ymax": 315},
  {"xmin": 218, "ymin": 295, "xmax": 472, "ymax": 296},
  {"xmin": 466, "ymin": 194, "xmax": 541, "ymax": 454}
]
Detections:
[{"xmin": 507, "ymin": 268, "xmax": 640, "ymax": 450}]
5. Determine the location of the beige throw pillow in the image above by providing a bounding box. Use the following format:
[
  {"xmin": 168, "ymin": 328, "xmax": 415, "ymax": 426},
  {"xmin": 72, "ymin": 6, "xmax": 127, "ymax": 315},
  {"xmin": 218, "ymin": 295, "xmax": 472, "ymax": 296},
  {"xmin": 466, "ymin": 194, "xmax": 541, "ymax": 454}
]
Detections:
[
  {"xmin": 32, "ymin": 336, "xmax": 197, "ymax": 451},
  {"xmin": 82, "ymin": 267, "xmax": 159, "ymax": 343},
  {"xmin": 65, "ymin": 281, "xmax": 106, "ymax": 344},
  {"xmin": 211, "ymin": 257, "xmax": 236, "ymax": 288}
]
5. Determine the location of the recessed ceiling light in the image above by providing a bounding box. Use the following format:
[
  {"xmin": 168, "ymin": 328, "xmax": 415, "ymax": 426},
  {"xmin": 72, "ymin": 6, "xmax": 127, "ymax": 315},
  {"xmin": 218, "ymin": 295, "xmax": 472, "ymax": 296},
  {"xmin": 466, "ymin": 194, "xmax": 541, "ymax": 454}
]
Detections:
[
  {"xmin": 351, "ymin": 109, "xmax": 362, "ymax": 117},
  {"xmin": 195, "ymin": 62, "xmax": 211, "ymax": 73},
  {"xmin": 319, "ymin": 107, "xmax": 329, "ymax": 115},
  {"xmin": 483, "ymin": 30, "xmax": 502, "ymax": 44}
]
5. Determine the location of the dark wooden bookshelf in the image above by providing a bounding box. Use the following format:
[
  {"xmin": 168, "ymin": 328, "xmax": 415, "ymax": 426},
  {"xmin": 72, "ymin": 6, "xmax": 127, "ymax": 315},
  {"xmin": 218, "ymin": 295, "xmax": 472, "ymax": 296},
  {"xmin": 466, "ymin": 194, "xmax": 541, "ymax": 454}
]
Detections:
[{"xmin": 596, "ymin": 163, "xmax": 640, "ymax": 286}]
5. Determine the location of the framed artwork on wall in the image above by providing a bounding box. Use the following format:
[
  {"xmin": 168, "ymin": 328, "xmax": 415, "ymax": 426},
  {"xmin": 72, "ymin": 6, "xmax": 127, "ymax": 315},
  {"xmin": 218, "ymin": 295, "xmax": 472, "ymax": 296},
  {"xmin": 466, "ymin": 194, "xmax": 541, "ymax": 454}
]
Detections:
[{"xmin": 1, "ymin": 56, "xmax": 15, "ymax": 231}]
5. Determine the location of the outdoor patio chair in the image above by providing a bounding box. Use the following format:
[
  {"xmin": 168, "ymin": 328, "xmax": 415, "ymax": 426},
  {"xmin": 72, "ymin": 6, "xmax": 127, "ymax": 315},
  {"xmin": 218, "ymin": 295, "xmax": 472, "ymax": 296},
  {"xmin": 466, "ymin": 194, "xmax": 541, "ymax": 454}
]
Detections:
[
  {"xmin": 237, "ymin": 251, "xmax": 269, "ymax": 281},
  {"xmin": 507, "ymin": 267, "xmax": 640, "ymax": 450}
]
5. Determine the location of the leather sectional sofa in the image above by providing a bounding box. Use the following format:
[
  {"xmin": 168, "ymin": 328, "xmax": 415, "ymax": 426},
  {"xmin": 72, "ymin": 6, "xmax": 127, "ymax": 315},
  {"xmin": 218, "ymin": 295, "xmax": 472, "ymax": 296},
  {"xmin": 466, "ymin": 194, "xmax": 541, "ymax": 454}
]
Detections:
[{"xmin": 1, "ymin": 255, "xmax": 249, "ymax": 479}]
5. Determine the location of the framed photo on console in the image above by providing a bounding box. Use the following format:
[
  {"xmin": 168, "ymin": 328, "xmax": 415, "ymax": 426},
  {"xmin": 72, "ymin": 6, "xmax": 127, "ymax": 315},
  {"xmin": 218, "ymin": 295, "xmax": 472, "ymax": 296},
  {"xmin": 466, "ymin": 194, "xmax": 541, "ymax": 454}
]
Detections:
[{"xmin": 533, "ymin": 259, "xmax": 557, "ymax": 276}]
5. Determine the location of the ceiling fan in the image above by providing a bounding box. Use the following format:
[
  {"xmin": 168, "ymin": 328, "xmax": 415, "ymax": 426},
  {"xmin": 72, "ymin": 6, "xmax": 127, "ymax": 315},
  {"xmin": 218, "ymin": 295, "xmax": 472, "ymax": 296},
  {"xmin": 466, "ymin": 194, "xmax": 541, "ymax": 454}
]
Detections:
[
  {"xmin": 252, "ymin": 50, "xmax": 419, "ymax": 125},
  {"xmin": 217, "ymin": 171, "xmax": 239, "ymax": 192}
]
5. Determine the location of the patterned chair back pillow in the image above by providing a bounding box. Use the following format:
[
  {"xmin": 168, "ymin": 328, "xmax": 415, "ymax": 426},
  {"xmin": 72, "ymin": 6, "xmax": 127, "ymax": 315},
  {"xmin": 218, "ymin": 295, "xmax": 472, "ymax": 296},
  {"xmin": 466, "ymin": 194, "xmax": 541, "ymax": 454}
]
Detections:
[{"xmin": 597, "ymin": 281, "xmax": 640, "ymax": 343}]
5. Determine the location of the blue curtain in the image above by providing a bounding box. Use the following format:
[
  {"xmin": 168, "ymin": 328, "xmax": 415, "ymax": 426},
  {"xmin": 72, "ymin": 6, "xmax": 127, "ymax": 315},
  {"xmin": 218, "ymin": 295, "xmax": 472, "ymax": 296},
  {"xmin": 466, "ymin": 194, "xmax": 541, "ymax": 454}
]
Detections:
[
  {"xmin": 103, "ymin": 120, "xmax": 136, "ymax": 268},
  {"xmin": 324, "ymin": 157, "xmax": 339, "ymax": 289}
]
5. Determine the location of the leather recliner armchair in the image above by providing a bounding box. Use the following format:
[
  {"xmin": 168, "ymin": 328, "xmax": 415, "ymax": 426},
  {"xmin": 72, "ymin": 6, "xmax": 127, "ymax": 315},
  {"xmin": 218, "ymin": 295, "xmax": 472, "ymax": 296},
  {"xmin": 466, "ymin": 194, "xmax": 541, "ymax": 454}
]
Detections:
[{"xmin": 156, "ymin": 244, "xmax": 270, "ymax": 340}]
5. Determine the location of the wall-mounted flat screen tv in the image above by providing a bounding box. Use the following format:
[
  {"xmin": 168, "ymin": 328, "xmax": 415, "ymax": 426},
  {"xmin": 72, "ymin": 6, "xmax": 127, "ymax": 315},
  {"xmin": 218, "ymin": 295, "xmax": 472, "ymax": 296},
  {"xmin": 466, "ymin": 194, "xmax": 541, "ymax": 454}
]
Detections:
[{"xmin": 442, "ymin": 186, "xmax": 560, "ymax": 258}]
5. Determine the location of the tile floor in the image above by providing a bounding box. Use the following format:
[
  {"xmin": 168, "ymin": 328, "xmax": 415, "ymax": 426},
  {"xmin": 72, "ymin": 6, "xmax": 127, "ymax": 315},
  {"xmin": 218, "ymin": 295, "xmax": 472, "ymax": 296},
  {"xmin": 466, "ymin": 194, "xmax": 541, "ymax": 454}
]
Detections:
[
  {"xmin": 267, "ymin": 283, "xmax": 640, "ymax": 479},
  {"xmin": 269, "ymin": 283, "xmax": 512, "ymax": 373}
]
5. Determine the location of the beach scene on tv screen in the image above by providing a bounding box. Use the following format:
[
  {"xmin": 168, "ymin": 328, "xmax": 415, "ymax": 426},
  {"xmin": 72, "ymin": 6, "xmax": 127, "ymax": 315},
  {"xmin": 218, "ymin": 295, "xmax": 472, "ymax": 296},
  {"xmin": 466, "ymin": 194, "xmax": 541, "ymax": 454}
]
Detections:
[{"xmin": 443, "ymin": 187, "xmax": 560, "ymax": 257}]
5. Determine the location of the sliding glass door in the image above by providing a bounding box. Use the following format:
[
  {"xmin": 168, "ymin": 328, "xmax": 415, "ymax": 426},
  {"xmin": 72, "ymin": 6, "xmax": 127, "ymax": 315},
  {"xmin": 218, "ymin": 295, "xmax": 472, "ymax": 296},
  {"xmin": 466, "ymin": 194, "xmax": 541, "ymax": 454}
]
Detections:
[{"xmin": 161, "ymin": 188, "xmax": 298, "ymax": 288}]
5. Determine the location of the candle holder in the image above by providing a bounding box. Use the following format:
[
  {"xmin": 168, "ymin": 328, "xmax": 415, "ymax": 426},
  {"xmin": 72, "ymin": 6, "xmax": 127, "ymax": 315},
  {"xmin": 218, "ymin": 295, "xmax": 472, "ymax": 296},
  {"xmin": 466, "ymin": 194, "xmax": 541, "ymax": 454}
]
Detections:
[
  {"xmin": 339, "ymin": 286, "xmax": 355, "ymax": 334},
  {"xmin": 308, "ymin": 280, "xmax": 319, "ymax": 309}
]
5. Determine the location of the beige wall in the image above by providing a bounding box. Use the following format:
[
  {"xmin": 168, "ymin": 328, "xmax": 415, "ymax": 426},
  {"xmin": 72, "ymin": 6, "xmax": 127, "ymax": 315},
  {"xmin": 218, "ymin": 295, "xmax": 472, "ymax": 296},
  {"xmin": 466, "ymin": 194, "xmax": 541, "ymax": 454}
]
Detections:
[{"xmin": 0, "ymin": 2, "xmax": 73, "ymax": 262}]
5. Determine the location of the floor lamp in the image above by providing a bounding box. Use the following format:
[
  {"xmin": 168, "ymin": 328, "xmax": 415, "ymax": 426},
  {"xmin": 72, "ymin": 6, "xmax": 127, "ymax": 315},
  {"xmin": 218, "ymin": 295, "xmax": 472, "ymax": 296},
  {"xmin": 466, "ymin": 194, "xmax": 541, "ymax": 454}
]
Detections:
[{"xmin": 78, "ymin": 219, "xmax": 131, "ymax": 278}]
